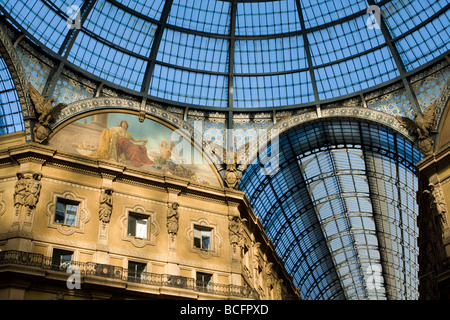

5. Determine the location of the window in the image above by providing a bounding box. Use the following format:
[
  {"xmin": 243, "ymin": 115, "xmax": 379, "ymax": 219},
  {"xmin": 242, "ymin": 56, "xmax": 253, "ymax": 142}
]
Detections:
[
  {"xmin": 128, "ymin": 261, "xmax": 147, "ymax": 283},
  {"xmin": 128, "ymin": 212, "xmax": 148, "ymax": 238},
  {"xmin": 51, "ymin": 248, "xmax": 73, "ymax": 271},
  {"xmin": 194, "ymin": 226, "xmax": 212, "ymax": 250},
  {"xmin": 196, "ymin": 272, "xmax": 212, "ymax": 291},
  {"xmin": 187, "ymin": 218, "xmax": 221, "ymax": 258},
  {"xmin": 54, "ymin": 198, "xmax": 78, "ymax": 226},
  {"xmin": 120, "ymin": 205, "xmax": 159, "ymax": 247}
]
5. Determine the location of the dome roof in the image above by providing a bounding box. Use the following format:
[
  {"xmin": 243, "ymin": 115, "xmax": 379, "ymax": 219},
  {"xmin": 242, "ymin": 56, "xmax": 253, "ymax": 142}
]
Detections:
[{"xmin": 1, "ymin": 0, "xmax": 448, "ymax": 111}]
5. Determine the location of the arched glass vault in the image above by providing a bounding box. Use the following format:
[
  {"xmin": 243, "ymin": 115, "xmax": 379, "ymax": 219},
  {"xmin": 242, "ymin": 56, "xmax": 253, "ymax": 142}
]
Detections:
[
  {"xmin": 0, "ymin": 52, "xmax": 24, "ymax": 134},
  {"xmin": 0, "ymin": 0, "xmax": 445, "ymax": 300},
  {"xmin": 240, "ymin": 119, "xmax": 422, "ymax": 299},
  {"xmin": 0, "ymin": 0, "xmax": 448, "ymax": 113}
]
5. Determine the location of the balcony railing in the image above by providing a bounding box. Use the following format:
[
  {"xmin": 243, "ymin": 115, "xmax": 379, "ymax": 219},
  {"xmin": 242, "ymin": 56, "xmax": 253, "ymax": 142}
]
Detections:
[{"xmin": 0, "ymin": 250, "xmax": 259, "ymax": 299}]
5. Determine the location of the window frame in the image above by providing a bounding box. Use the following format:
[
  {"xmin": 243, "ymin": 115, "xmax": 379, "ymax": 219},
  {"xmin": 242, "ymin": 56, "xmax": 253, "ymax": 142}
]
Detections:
[
  {"xmin": 54, "ymin": 197, "xmax": 79, "ymax": 226},
  {"xmin": 127, "ymin": 260, "xmax": 147, "ymax": 283},
  {"xmin": 127, "ymin": 212, "xmax": 149, "ymax": 239},
  {"xmin": 193, "ymin": 225, "xmax": 212, "ymax": 251}
]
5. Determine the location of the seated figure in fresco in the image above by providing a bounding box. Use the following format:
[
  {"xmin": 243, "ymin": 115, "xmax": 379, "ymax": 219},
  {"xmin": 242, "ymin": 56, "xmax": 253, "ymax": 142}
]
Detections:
[{"xmin": 91, "ymin": 120, "xmax": 155, "ymax": 167}]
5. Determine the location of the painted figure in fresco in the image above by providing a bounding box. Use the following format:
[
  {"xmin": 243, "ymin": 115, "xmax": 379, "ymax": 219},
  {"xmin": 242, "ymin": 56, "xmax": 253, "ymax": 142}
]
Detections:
[
  {"xmin": 92, "ymin": 120, "xmax": 155, "ymax": 167},
  {"xmin": 155, "ymin": 138, "xmax": 176, "ymax": 166}
]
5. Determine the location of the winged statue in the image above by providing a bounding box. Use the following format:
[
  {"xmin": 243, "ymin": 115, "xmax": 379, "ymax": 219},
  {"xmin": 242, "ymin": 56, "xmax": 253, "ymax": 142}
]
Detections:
[
  {"xmin": 396, "ymin": 101, "xmax": 436, "ymax": 155},
  {"xmin": 205, "ymin": 140, "xmax": 253, "ymax": 189},
  {"xmin": 28, "ymin": 83, "xmax": 67, "ymax": 143}
]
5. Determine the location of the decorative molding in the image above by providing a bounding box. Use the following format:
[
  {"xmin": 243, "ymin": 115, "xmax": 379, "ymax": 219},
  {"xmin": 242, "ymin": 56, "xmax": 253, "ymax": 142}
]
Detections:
[
  {"xmin": 0, "ymin": 22, "xmax": 34, "ymax": 119},
  {"xmin": 0, "ymin": 191, "xmax": 6, "ymax": 217},
  {"xmin": 185, "ymin": 217, "xmax": 222, "ymax": 259},
  {"xmin": 50, "ymin": 97, "xmax": 195, "ymax": 139},
  {"xmin": 119, "ymin": 204, "xmax": 159, "ymax": 248},
  {"xmin": 434, "ymin": 76, "xmax": 450, "ymax": 131},
  {"xmin": 44, "ymin": 190, "xmax": 90, "ymax": 236}
]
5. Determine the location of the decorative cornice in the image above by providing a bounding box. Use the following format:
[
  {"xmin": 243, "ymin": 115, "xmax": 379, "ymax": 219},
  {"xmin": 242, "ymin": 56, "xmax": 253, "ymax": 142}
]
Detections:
[
  {"xmin": 272, "ymin": 106, "xmax": 412, "ymax": 139},
  {"xmin": 0, "ymin": 22, "xmax": 33, "ymax": 119},
  {"xmin": 1, "ymin": 143, "xmax": 247, "ymax": 206},
  {"xmin": 434, "ymin": 76, "xmax": 450, "ymax": 131}
]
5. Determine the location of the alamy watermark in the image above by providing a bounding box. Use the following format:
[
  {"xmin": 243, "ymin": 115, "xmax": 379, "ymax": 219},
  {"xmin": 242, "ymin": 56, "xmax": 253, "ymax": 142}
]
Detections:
[
  {"xmin": 366, "ymin": 264, "xmax": 383, "ymax": 291},
  {"xmin": 65, "ymin": 263, "xmax": 81, "ymax": 289},
  {"xmin": 170, "ymin": 121, "xmax": 280, "ymax": 176},
  {"xmin": 66, "ymin": 5, "xmax": 81, "ymax": 30},
  {"xmin": 366, "ymin": 5, "xmax": 381, "ymax": 30}
]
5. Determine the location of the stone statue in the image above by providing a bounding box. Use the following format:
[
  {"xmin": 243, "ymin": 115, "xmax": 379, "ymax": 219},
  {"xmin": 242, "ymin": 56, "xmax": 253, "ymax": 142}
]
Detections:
[
  {"xmin": 14, "ymin": 172, "xmax": 27, "ymax": 208},
  {"xmin": 28, "ymin": 83, "xmax": 66, "ymax": 143},
  {"xmin": 229, "ymin": 215, "xmax": 247, "ymax": 254},
  {"xmin": 428, "ymin": 183, "xmax": 448, "ymax": 230},
  {"xmin": 166, "ymin": 202, "xmax": 179, "ymax": 236},
  {"xmin": 13, "ymin": 172, "xmax": 42, "ymax": 214},
  {"xmin": 396, "ymin": 101, "xmax": 436, "ymax": 155},
  {"xmin": 99, "ymin": 188, "xmax": 113, "ymax": 224}
]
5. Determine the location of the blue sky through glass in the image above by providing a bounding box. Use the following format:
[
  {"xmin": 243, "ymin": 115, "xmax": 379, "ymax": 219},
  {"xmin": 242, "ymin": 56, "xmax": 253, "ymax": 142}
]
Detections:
[{"xmin": 0, "ymin": 0, "xmax": 447, "ymax": 109}]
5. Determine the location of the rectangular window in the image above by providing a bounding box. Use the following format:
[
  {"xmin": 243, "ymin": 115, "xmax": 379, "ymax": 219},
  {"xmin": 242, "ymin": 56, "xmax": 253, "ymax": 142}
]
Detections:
[
  {"xmin": 194, "ymin": 226, "xmax": 212, "ymax": 250},
  {"xmin": 51, "ymin": 248, "xmax": 73, "ymax": 270},
  {"xmin": 196, "ymin": 272, "xmax": 212, "ymax": 290},
  {"xmin": 128, "ymin": 213, "xmax": 148, "ymax": 238},
  {"xmin": 54, "ymin": 198, "xmax": 78, "ymax": 226},
  {"xmin": 128, "ymin": 261, "xmax": 147, "ymax": 282}
]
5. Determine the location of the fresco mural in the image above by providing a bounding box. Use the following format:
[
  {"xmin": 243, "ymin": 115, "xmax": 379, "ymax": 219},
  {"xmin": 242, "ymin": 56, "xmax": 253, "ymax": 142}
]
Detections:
[{"xmin": 48, "ymin": 112, "xmax": 221, "ymax": 187}]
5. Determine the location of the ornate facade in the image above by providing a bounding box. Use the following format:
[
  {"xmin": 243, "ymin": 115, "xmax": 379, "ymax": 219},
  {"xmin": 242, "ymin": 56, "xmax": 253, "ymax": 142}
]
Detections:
[{"xmin": 0, "ymin": 1, "xmax": 448, "ymax": 301}]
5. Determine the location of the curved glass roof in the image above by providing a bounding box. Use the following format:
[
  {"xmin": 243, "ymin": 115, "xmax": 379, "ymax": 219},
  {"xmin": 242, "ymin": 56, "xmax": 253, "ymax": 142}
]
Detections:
[
  {"xmin": 0, "ymin": 53, "xmax": 24, "ymax": 134},
  {"xmin": 0, "ymin": 0, "xmax": 448, "ymax": 111},
  {"xmin": 240, "ymin": 120, "xmax": 422, "ymax": 299}
]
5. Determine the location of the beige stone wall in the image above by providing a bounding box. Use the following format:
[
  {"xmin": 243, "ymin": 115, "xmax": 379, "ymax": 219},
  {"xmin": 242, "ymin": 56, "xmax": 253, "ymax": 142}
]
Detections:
[{"xmin": 0, "ymin": 132, "xmax": 299, "ymax": 300}]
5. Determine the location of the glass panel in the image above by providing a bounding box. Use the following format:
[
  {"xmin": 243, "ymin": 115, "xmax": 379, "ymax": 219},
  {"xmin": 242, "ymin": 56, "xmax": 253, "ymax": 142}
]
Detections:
[
  {"xmin": 236, "ymin": 0, "xmax": 301, "ymax": 36},
  {"xmin": 128, "ymin": 214, "xmax": 136, "ymax": 236},
  {"xmin": 167, "ymin": 0, "xmax": 231, "ymax": 35},
  {"xmin": 0, "ymin": 54, "xmax": 24, "ymax": 134},
  {"xmin": 55, "ymin": 201, "xmax": 66, "ymax": 224},
  {"xmin": 65, "ymin": 204, "xmax": 78, "ymax": 226},
  {"xmin": 201, "ymin": 229, "xmax": 211, "ymax": 250},
  {"xmin": 135, "ymin": 217, "xmax": 148, "ymax": 238}
]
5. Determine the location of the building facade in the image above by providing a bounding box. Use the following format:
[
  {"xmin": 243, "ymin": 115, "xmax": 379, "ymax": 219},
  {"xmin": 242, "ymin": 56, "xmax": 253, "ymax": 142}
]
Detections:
[{"xmin": 0, "ymin": 1, "xmax": 448, "ymax": 300}]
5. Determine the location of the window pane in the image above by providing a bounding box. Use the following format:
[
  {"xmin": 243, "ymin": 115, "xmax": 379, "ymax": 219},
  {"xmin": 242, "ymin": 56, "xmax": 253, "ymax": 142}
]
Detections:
[
  {"xmin": 196, "ymin": 272, "xmax": 212, "ymax": 288},
  {"xmin": 202, "ymin": 230, "xmax": 211, "ymax": 250},
  {"xmin": 54, "ymin": 202, "xmax": 65, "ymax": 224},
  {"xmin": 65, "ymin": 204, "xmax": 78, "ymax": 226},
  {"xmin": 127, "ymin": 214, "xmax": 136, "ymax": 236},
  {"xmin": 136, "ymin": 217, "xmax": 148, "ymax": 238},
  {"xmin": 55, "ymin": 199, "xmax": 78, "ymax": 225},
  {"xmin": 128, "ymin": 261, "xmax": 146, "ymax": 281}
]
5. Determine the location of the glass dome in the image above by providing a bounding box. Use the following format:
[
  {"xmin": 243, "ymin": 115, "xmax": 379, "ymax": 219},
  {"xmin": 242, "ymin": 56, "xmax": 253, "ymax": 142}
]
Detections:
[
  {"xmin": 0, "ymin": 0, "xmax": 448, "ymax": 111},
  {"xmin": 0, "ymin": 0, "xmax": 449, "ymax": 301}
]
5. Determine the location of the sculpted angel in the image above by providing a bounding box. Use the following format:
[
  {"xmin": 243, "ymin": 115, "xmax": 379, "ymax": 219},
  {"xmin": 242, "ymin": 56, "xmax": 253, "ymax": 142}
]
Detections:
[
  {"xmin": 396, "ymin": 101, "xmax": 436, "ymax": 155},
  {"xmin": 28, "ymin": 83, "xmax": 67, "ymax": 142}
]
